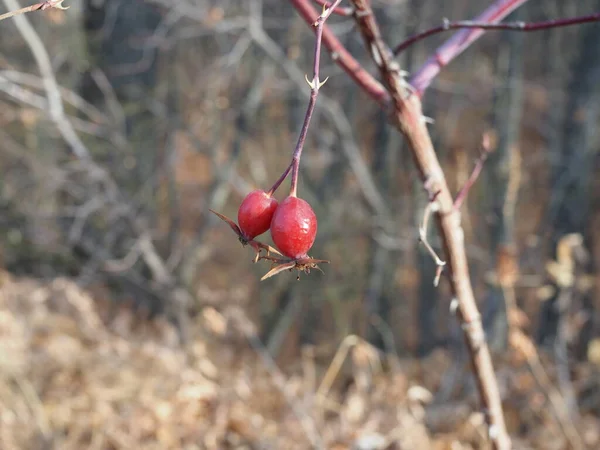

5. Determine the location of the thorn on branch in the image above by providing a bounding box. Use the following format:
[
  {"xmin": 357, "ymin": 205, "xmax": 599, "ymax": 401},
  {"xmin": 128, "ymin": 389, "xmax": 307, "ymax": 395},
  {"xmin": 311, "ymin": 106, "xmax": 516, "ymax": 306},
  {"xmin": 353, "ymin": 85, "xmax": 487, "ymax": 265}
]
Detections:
[{"xmin": 304, "ymin": 74, "xmax": 329, "ymax": 89}]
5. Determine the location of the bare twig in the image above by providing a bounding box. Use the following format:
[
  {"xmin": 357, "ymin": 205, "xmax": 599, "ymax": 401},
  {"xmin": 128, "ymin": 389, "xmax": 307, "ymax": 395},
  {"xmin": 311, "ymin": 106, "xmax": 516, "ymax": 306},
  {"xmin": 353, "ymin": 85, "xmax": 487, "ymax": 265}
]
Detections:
[
  {"xmin": 410, "ymin": 0, "xmax": 530, "ymax": 95},
  {"xmin": 394, "ymin": 13, "xmax": 600, "ymax": 55},
  {"xmin": 0, "ymin": 0, "xmax": 68, "ymax": 22},
  {"xmin": 3, "ymin": 0, "xmax": 89, "ymax": 161},
  {"xmin": 454, "ymin": 133, "xmax": 494, "ymax": 210},
  {"xmin": 3, "ymin": 0, "xmax": 187, "ymax": 320}
]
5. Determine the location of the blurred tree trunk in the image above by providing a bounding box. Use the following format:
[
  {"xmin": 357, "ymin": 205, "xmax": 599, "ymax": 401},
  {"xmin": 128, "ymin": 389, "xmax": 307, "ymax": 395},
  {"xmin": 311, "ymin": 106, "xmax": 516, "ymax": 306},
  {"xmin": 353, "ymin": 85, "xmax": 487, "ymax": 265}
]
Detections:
[
  {"xmin": 409, "ymin": 0, "xmax": 442, "ymax": 355},
  {"xmin": 538, "ymin": 10, "xmax": 600, "ymax": 347},
  {"xmin": 483, "ymin": 11, "xmax": 524, "ymax": 351},
  {"xmin": 81, "ymin": 0, "xmax": 163, "ymax": 200},
  {"xmin": 361, "ymin": 1, "xmax": 410, "ymax": 347}
]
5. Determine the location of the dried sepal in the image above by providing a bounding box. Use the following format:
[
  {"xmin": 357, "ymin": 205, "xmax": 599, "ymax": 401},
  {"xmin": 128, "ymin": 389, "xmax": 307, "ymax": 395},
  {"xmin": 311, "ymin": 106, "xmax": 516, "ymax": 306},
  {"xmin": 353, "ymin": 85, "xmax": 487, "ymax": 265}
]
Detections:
[
  {"xmin": 209, "ymin": 209, "xmax": 243, "ymax": 237},
  {"xmin": 259, "ymin": 255, "xmax": 329, "ymax": 281},
  {"xmin": 261, "ymin": 261, "xmax": 297, "ymax": 281},
  {"xmin": 209, "ymin": 209, "xmax": 281, "ymax": 262},
  {"xmin": 248, "ymin": 240, "xmax": 282, "ymax": 263}
]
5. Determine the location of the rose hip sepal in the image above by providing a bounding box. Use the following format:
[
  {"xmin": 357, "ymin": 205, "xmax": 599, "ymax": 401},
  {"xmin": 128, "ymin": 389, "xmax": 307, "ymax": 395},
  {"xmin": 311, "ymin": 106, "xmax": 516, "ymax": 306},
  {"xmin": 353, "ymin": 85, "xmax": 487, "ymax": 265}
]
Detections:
[
  {"xmin": 259, "ymin": 255, "xmax": 329, "ymax": 281},
  {"xmin": 209, "ymin": 209, "xmax": 281, "ymax": 262}
]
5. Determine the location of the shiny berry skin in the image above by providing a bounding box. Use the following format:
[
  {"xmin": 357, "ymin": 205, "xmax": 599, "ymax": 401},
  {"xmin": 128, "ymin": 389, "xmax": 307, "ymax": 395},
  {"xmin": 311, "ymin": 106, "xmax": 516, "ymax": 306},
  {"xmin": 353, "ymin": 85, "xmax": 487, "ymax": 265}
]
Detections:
[
  {"xmin": 270, "ymin": 196, "xmax": 317, "ymax": 259},
  {"xmin": 237, "ymin": 190, "xmax": 278, "ymax": 240}
]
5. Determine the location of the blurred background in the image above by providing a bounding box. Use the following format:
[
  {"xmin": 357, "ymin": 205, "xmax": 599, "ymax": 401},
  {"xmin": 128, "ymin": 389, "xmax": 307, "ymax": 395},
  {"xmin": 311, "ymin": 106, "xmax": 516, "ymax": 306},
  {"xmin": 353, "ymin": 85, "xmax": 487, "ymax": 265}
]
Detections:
[{"xmin": 1, "ymin": 0, "xmax": 600, "ymax": 448}]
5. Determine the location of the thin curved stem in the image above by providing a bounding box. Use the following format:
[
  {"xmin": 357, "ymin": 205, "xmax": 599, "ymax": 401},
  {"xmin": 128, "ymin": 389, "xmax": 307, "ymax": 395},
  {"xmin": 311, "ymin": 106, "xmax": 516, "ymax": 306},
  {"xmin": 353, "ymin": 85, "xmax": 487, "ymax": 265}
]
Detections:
[
  {"xmin": 394, "ymin": 13, "xmax": 600, "ymax": 55},
  {"xmin": 289, "ymin": 0, "xmax": 342, "ymax": 197},
  {"xmin": 267, "ymin": 162, "xmax": 292, "ymax": 196}
]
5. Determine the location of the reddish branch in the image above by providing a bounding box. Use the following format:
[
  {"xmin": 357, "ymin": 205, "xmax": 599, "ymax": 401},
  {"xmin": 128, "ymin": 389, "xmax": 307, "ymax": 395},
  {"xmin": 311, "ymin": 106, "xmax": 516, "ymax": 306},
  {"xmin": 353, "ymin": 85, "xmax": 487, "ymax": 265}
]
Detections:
[
  {"xmin": 410, "ymin": 0, "xmax": 529, "ymax": 95},
  {"xmin": 0, "ymin": 0, "xmax": 68, "ymax": 22},
  {"xmin": 395, "ymin": 12, "xmax": 600, "ymax": 55},
  {"xmin": 289, "ymin": 0, "xmax": 389, "ymax": 107}
]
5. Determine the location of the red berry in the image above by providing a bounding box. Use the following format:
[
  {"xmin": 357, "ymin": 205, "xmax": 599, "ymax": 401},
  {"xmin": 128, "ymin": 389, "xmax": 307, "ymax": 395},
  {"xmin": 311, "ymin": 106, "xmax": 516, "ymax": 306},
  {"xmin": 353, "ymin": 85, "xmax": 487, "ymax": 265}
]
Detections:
[
  {"xmin": 270, "ymin": 196, "xmax": 317, "ymax": 259},
  {"xmin": 237, "ymin": 190, "xmax": 278, "ymax": 240}
]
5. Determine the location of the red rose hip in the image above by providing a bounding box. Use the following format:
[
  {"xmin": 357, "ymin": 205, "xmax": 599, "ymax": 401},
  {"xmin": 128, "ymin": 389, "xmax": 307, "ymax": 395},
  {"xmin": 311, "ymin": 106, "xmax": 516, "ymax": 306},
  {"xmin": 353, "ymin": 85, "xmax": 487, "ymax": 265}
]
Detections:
[
  {"xmin": 237, "ymin": 190, "xmax": 278, "ymax": 240},
  {"xmin": 270, "ymin": 196, "xmax": 317, "ymax": 259}
]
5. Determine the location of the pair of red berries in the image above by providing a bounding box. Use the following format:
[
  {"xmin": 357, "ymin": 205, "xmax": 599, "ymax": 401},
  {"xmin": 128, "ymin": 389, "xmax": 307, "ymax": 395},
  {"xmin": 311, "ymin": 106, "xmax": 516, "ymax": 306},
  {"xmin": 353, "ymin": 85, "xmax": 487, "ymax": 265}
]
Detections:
[{"xmin": 237, "ymin": 190, "xmax": 317, "ymax": 260}]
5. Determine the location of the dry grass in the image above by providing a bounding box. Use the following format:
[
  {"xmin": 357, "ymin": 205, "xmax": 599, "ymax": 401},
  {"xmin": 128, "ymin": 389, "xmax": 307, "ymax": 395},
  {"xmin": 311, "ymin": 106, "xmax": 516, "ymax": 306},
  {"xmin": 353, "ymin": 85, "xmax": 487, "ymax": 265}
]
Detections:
[{"xmin": 0, "ymin": 271, "xmax": 599, "ymax": 449}]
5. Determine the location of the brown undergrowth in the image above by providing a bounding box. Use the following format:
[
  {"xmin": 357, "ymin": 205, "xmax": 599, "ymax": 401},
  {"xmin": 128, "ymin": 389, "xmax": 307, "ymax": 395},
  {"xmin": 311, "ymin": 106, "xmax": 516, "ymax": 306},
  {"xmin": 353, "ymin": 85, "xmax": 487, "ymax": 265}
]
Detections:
[{"xmin": 0, "ymin": 271, "xmax": 599, "ymax": 449}]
